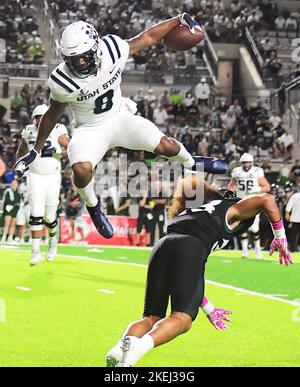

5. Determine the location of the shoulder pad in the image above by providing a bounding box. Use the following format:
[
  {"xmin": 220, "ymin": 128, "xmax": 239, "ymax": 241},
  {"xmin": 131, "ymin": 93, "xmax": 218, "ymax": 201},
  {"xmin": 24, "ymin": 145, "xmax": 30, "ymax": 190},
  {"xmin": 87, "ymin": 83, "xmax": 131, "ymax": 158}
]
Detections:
[
  {"xmin": 101, "ymin": 34, "xmax": 129, "ymax": 66},
  {"xmin": 49, "ymin": 63, "xmax": 81, "ymax": 95}
]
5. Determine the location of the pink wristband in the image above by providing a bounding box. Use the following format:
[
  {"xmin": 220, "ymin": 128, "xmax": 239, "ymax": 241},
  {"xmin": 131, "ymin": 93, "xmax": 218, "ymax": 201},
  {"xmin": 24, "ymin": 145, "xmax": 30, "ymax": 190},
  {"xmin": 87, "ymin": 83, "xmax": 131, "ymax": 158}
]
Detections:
[
  {"xmin": 271, "ymin": 219, "xmax": 286, "ymax": 238},
  {"xmin": 271, "ymin": 219, "xmax": 284, "ymax": 230},
  {"xmin": 201, "ymin": 296, "xmax": 208, "ymax": 308}
]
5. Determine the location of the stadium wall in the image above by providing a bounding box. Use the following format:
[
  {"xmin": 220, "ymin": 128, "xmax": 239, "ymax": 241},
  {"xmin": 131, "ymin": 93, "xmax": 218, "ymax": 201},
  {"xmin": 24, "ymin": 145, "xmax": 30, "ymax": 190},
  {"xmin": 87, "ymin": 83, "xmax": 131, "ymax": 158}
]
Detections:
[
  {"xmin": 217, "ymin": 61, "xmax": 233, "ymax": 101},
  {"xmin": 239, "ymin": 47, "xmax": 268, "ymax": 105}
]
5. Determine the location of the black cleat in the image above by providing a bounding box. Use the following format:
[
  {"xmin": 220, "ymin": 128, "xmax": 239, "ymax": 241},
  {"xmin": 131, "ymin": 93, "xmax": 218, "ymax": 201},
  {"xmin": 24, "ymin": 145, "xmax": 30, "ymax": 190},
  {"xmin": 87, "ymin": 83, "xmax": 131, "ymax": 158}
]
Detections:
[
  {"xmin": 192, "ymin": 156, "xmax": 228, "ymax": 174},
  {"xmin": 86, "ymin": 199, "xmax": 114, "ymax": 239}
]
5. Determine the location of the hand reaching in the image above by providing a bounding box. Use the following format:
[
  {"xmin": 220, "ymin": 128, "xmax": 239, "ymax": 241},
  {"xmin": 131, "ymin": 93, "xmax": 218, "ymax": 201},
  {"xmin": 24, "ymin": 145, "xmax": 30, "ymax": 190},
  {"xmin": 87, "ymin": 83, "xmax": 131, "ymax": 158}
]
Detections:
[
  {"xmin": 206, "ymin": 308, "xmax": 232, "ymax": 330},
  {"xmin": 269, "ymin": 237, "xmax": 293, "ymax": 266}
]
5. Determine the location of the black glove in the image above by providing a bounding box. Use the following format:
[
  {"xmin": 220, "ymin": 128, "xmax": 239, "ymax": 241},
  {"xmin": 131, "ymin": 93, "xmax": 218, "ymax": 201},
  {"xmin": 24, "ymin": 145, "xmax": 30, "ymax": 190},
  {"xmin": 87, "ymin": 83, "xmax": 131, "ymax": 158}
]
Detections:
[
  {"xmin": 15, "ymin": 149, "xmax": 38, "ymax": 178},
  {"xmin": 178, "ymin": 13, "xmax": 202, "ymax": 35}
]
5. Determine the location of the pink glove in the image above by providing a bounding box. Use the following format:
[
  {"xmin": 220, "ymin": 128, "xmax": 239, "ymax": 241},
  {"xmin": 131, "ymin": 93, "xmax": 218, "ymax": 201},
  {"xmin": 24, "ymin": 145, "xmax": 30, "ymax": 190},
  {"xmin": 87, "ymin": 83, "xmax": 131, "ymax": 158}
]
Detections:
[
  {"xmin": 206, "ymin": 308, "xmax": 232, "ymax": 330},
  {"xmin": 269, "ymin": 237, "xmax": 293, "ymax": 266},
  {"xmin": 201, "ymin": 296, "xmax": 232, "ymax": 330}
]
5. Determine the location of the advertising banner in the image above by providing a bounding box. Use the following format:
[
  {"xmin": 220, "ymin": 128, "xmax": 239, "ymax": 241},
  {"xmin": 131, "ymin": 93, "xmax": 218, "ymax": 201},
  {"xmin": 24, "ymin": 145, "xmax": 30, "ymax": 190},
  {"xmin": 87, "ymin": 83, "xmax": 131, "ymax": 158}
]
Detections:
[{"xmin": 60, "ymin": 214, "xmax": 147, "ymax": 246}]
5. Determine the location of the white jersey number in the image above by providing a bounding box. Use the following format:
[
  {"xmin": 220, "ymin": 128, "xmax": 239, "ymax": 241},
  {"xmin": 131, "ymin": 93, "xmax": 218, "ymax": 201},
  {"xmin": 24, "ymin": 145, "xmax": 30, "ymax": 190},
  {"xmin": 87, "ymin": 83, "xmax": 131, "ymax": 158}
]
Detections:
[
  {"xmin": 179, "ymin": 200, "xmax": 222, "ymax": 216},
  {"xmin": 94, "ymin": 90, "xmax": 114, "ymax": 114}
]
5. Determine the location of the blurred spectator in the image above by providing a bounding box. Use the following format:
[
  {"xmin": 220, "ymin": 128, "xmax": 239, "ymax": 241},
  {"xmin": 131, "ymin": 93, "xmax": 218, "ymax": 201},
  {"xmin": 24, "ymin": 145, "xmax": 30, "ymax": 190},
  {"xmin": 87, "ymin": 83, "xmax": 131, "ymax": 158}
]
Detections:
[
  {"xmin": 266, "ymin": 53, "xmax": 282, "ymax": 78},
  {"xmin": 10, "ymin": 90, "xmax": 22, "ymax": 119},
  {"xmin": 170, "ymin": 89, "xmax": 183, "ymax": 105},
  {"xmin": 224, "ymin": 138, "xmax": 238, "ymax": 161},
  {"xmin": 172, "ymin": 100, "xmax": 186, "ymax": 125},
  {"xmin": 268, "ymin": 110, "xmax": 282, "ymax": 130},
  {"xmin": 1, "ymin": 179, "xmax": 21, "ymax": 243},
  {"xmin": 278, "ymin": 129, "xmax": 294, "ymax": 161},
  {"xmin": 290, "ymin": 160, "xmax": 300, "ymax": 184},
  {"xmin": 229, "ymin": 99, "xmax": 242, "ymax": 118},
  {"xmin": 285, "ymin": 15, "xmax": 297, "ymax": 31},
  {"xmin": 186, "ymin": 100, "xmax": 199, "ymax": 127},
  {"xmin": 136, "ymin": 192, "xmax": 152, "ymax": 247},
  {"xmin": 274, "ymin": 14, "xmax": 286, "ymax": 30},
  {"xmin": 160, "ymin": 90, "xmax": 171, "ymax": 109},
  {"xmin": 153, "ymin": 105, "xmax": 169, "ymax": 129},
  {"xmin": 115, "ymin": 183, "xmax": 132, "ymax": 216},
  {"xmin": 195, "ymin": 77, "xmax": 210, "ymax": 105},
  {"xmin": 183, "ymin": 91, "xmax": 194, "ymax": 107},
  {"xmin": 149, "ymin": 182, "xmax": 167, "ymax": 246},
  {"xmin": 222, "ymin": 109, "xmax": 237, "ymax": 137},
  {"xmin": 65, "ymin": 188, "xmax": 84, "ymax": 242}
]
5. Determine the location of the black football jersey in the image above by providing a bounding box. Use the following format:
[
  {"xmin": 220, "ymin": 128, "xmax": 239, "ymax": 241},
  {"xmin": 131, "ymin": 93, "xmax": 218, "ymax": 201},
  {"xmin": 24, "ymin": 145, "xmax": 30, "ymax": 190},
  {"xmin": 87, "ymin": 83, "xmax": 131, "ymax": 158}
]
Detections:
[{"xmin": 167, "ymin": 198, "xmax": 255, "ymax": 252}]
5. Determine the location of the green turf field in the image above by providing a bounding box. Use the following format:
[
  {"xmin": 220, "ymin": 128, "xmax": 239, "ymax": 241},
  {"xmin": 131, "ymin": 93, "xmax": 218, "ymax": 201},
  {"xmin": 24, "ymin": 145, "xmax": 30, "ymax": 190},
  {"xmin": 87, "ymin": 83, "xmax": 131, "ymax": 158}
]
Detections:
[{"xmin": 0, "ymin": 244, "xmax": 300, "ymax": 367}]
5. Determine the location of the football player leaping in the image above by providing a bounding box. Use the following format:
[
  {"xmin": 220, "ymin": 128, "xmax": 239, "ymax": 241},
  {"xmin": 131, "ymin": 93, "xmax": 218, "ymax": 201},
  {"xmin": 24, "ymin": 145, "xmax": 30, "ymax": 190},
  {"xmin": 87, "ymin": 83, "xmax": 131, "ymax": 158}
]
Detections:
[
  {"xmin": 16, "ymin": 104, "xmax": 70, "ymax": 266},
  {"xmin": 228, "ymin": 153, "xmax": 271, "ymax": 259},
  {"xmin": 15, "ymin": 14, "xmax": 227, "ymax": 239}
]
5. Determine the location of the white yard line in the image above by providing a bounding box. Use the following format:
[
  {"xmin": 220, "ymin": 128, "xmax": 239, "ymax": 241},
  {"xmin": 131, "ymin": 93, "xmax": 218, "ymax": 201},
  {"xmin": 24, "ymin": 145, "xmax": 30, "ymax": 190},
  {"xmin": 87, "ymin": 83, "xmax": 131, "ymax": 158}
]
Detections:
[
  {"xmin": 205, "ymin": 280, "xmax": 300, "ymax": 306},
  {"xmin": 56, "ymin": 253, "xmax": 300, "ymax": 307},
  {"xmin": 1, "ymin": 246, "xmax": 298, "ymax": 306}
]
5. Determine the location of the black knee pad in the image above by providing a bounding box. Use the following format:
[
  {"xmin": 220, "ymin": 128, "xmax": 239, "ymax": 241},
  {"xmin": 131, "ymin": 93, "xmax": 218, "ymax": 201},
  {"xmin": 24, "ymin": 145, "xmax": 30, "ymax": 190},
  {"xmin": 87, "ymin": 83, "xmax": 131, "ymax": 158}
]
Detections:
[
  {"xmin": 251, "ymin": 232, "xmax": 260, "ymax": 241},
  {"xmin": 44, "ymin": 219, "xmax": 58, "ymax": 230},
  {"xmin": 29, "ymin": 216, "xmax": 43, "ymax": 227}
]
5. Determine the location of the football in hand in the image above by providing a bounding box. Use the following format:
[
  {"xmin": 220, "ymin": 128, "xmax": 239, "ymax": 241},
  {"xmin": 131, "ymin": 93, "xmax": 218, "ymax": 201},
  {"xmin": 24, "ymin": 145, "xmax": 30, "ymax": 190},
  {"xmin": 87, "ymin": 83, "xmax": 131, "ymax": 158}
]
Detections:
[{"xmin": 163, "ymin": 25, "xmax": 205, "ymax": 51}]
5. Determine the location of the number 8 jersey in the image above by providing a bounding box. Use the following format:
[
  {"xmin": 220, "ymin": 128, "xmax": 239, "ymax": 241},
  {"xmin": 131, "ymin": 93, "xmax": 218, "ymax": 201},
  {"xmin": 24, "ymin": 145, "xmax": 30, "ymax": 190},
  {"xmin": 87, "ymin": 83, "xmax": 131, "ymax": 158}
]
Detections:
[
  {"xmin": 49, "ymin": 34, "xmax": 132, "ymax": 129},
  {"xmin": 231, "ymin": 165, "xmax": 265, "ymax": 198}
]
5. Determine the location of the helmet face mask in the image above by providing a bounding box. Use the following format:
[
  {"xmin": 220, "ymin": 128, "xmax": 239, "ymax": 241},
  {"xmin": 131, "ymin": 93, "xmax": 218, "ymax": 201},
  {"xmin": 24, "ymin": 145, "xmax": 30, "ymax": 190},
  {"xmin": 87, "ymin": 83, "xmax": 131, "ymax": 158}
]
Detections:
[
  {"xmin": 62, "ymin": 44, "xmax": 100, "ymax": 78},
  {"xmin": 242, "ymin": 162, "xmax": 253, "ymax": 172}
]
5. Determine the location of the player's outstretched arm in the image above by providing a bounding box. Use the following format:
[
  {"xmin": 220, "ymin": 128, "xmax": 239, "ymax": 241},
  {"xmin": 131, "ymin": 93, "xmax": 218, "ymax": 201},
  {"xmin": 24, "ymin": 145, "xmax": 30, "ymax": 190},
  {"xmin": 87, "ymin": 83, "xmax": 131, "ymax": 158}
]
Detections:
[
  {"xmin": 34, "ymin": 99, "xmax": 67, "ymax": 153},
  {"xmin": 16, "ymin": 139, "xmax": 29, "ymax": 160},
  {"xmin": 227, "ymin": 194, "xmax": 292, "ymax": 266},
  {"xmin": 228, "ymin": 194, "xmax": 280, "ymax": 225},
  {"xmin": 128, "ymin": 13, "xmax": 199, "ymax": 55}
]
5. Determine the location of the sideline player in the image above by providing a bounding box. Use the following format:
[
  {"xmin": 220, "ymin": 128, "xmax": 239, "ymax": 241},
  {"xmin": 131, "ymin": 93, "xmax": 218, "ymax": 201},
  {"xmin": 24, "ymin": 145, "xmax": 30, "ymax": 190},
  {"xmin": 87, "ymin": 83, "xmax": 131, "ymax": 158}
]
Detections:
[
  {"xmin": 15, "ymin": 15, "xmax": 227, "ymax": 240},
  {"xmin": 228, "ymin": 153, "xmax": 271, "ymax": 258},
  {"xmin": 106, "ymin": 174, "xmax": 291, "ymax": 367},
  {"xmin": 16, "ymin": 104, "xmax": 70, "ymax": 266},
  {"xmin": 15, "ymin": 175, "xmax": 30, "ymax": 244},
  {"xmin": 1, "ymin": 179, "xmax": 21, "ymax": 243}
]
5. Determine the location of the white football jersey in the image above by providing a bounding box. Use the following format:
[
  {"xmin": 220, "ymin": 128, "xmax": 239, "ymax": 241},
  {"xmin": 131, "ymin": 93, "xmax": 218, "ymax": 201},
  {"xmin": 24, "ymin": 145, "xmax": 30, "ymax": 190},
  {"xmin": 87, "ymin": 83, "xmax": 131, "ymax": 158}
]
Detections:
[
  {"xmin": 231, "ymin": 166, "xmax": 265, "ymax": 198},
  {"xmin": 49, "ymin": 34, "xmax": 133, "ymax": 129},
  {"xmin": 22, "ymin": 123, "xmax": 68, "ymax": 175}
]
